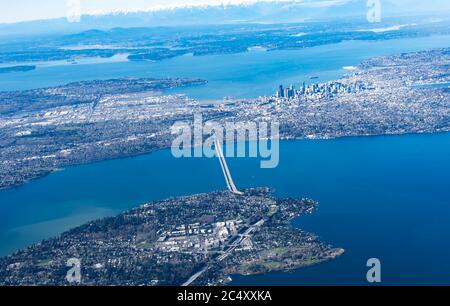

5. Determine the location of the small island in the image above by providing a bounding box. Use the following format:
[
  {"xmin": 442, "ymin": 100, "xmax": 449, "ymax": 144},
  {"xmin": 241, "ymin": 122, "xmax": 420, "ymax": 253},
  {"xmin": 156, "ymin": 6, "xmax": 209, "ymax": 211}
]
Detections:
[
  {"xmin": 0, "ymin": 65, "xmax": 36, "ymax": 74},
  {"xmin": 0, "ymin": 188, "xmax": 343, "ymax": 286}
]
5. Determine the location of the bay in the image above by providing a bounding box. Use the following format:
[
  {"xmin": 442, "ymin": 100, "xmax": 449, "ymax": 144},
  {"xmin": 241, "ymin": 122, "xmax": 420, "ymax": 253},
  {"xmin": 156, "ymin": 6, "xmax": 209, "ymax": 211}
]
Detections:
[{"xmin": 1, "ymin": 35, "xmax": 450, "ymax": 99}]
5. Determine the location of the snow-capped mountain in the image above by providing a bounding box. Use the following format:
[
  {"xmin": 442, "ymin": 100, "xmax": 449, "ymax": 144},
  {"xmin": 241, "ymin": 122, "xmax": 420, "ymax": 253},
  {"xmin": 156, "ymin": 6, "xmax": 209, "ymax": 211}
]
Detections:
[{"xmin": 0, "ymin": 0, "xmax": 448, "ymax": 39}]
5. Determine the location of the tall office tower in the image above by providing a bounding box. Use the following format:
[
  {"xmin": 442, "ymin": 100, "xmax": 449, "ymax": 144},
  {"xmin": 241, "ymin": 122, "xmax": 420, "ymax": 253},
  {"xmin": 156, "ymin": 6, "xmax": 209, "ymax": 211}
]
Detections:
[
  {"xmin": 300, "ymin": 82, "xmax": 306, "ymax": 95},
  {"xmin": 279, "ymin": 85, "xmax": 284, "ymax": 98},
  {"xmin": 284, "ymin": 87, "xmax": 290, "ymax": 99}
]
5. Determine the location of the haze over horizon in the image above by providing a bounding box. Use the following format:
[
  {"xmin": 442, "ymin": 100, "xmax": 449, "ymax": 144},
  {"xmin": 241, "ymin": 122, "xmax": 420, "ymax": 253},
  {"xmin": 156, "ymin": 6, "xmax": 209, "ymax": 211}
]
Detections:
[{"xmin": 1, "ymin": 0, "xmax": 450, "ymax": 24}]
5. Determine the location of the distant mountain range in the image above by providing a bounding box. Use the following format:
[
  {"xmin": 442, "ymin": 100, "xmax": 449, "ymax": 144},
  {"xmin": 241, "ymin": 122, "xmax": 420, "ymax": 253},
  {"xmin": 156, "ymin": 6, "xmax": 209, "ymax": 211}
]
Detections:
[{"xmin": 0, "ymin": 0, "xmax": 449, "ymax": 39}]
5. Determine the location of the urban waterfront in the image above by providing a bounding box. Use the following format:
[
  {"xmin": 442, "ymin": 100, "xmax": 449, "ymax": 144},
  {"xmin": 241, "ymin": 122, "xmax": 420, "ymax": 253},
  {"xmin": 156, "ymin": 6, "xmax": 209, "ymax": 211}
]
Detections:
[{"xmin": 0, "ymin": 132, "xmax": 449, "ymax": 285}]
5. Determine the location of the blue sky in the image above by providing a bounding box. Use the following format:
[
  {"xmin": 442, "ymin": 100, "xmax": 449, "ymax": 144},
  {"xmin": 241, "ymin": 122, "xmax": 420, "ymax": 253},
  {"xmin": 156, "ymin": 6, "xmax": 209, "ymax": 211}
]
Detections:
[{"xmin": 1, "ymin": 0, "xmax": 449, "ymax": 24}]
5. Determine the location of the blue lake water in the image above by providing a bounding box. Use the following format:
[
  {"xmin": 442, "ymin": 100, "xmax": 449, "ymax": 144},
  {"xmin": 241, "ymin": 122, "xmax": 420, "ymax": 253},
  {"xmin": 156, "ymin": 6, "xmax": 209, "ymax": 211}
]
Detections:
[
  {"xmin": 232, "ymin": 134, "xmax": 450, "ymax": 286},
  {"xmin": 0, "ymin": 34, "xmax": 450, "ymax": 285},
  {"xmin": 0, "ymin": 133, "xmax": 449, "ymax": 285}
]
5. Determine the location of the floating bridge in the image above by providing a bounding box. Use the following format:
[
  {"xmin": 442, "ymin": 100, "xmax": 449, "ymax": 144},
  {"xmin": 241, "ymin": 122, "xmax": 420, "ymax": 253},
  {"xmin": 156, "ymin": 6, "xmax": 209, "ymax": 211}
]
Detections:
[{"xmin": 214, "ymin": 139, "xmax": 244, "ymax": 195}]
